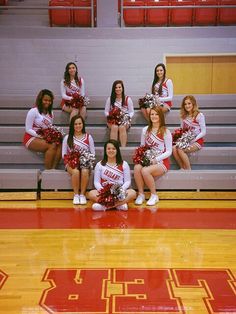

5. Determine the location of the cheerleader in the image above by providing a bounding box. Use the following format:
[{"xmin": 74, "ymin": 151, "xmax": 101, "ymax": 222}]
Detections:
[
  {"xmin": 105, "ymin": 80, "xmax": 134, "ymax": 147},
  {"xmin": 88, "ymin": 139, "xmax": 136, "ymax": 211},
  {"xmin": 134, "ymin": 107, "xmax": 172, "ymax": 206},
  {"xmin": 60, "ymin": 62, "xmax": 86, "ymax": 121},
  {"xmin": 23, "ymin": 89, "xmax": 61, "ymax": 170},
  {"xmin": 62, "ymin": 115, "xmax": 95, "ymax": 205},
  {"xmin": 173, "ymin": 95, "xmax": 206, "ymax": 170},
  {"xmin": 141, "ymin": 63, "xmax": 173, "ymax": 120}
]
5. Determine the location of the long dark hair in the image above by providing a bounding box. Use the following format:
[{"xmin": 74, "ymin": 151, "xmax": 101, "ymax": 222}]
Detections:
[
  {"xmin": 101, "ymin": 139, "xmax": 123, "ymax": 166},
  {"xmin": 151, "ymin": 63, "xmax": 166, "ymax": 96},
  {"xmin": 36, "ymin": 89, "xmax": 54, "ymax": 116},
  {"xmin": 67, "ymin": 115, "xmax": 86, "ymax": 149},
  {"xmin": 64, "ymin": 62, "xmax": 81, "ymax": 87},
  {"xmin": 110, "ymin": 80, "xmax": 125, "ymax": 108}
]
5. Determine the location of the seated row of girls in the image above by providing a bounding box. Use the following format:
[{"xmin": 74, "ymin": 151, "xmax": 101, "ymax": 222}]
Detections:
[{"xmin": 60, "ymin": 62, "xmax": 173, "ymax": 147}]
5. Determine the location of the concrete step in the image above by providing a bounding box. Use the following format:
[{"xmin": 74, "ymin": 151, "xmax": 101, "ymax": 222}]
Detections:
[
  {"xmin": 1, "ymin": 108, "xmax": 236, "ymax": 126},
  {"xmin": 1, "ymin": 126, "xmax": 235, "ymax": 144},
  {"xmin": 0, "ymin": 168, "xmax": 40, "ymax": 189}
]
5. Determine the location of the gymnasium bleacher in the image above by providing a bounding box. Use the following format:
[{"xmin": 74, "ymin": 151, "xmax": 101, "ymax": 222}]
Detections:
[{"xmin": 0, "ymin": 0, "xmax": 236, "ymax": 199}]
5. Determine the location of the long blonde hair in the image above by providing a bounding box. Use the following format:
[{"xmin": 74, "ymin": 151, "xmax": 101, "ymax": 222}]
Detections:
[
  {"xmin": 180, "ymin": 95, "xmax": 200, "ymax": 119},
  {"xmin": 147, "ymin": 106, "xmax": 166, "ymax": 137}
]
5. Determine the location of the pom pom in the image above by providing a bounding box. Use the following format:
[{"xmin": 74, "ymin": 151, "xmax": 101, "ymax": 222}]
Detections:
[
  {"xmin": 176, "ymin": 130, "xmax": 196, "ymax": 150},
  {"xmin": 64, "ymin": 151, "xmax": 80, "ymax": 169},
  {"xmin": 133, "ymin": 145, "xmax": 162, "ymax": 167},
  {"xmin": 139, "ymin": 93, "xmax": 156, "ymax": 109},
  {"xmin": 133, "ymin": 145, "xmax": 150, "ymax": 166},
  {"xmin": 37, "ymin": 125, "xmax": 65, "ymax": 145},
  {"xmin": 97, "ymin": 183, "xmax": 127, "ymax": 207},
  {"xmin": 70, "ymin": 93, "xmax": 90, "ymax": 109},
  {"xmin": 79, "ymin": 151, "xmax": 96, "ymax": 169},
  {"xmin": 107, "ymin": 107, "xmax": 131, "ymax": 127}
]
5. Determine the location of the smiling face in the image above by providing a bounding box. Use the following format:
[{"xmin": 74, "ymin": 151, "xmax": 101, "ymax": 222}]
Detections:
[
  {"xmin": 156, "ymin": 65, "xmax": 165, "ymax": 80},
  {"xmin": 184, "ymin": 98, "xmax": 194, "ymax": 113},
  {"xmin": 42, "ymin": 94, "xmax": 52, "ymax": 111},
  {"xmin": 68, "ymin": 64, "xmax": 77, "ymax": 77},
  {"xmin": 150, "ymin": 109, "xmax": 160, "ymax": 124},
  {"xmin": 115, "ymin": 83, "xmax": 123, "ymax": 97},
  {"xmin": 106, "ymin": 143, "xmax": 117, "ymax": 159},
  {"xmin": 74, "ymin": 117, "xmax": 84, "ymax": 134}
]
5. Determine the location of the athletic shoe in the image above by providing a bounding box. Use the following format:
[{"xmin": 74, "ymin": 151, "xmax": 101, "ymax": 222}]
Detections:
[
  {"xmin": 135, "ymin": 194, "xmax": 145, "ymax": 205},
  {"xmin": 146, "ymin": 194, "xmax": 159, "ymax": 206},
  {"xmin": 116, "ymin": 203, "xmax": 128, "ymax": 211},
  {"xmin": 79, "ymin": 194, "xmax": 87, "ymax": 205},
  {"xmin": 73, "ymin": 194, "xmax": 80, "ymax": 205},
  {"xmin": 92, "ymin": 203, "xmax": 107, "ymax": 211}
]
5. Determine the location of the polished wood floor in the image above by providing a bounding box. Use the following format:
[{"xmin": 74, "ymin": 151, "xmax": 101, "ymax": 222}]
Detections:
[{"xmin": 0, "ymin": 200, "xmax": 235, "ymax": 314}]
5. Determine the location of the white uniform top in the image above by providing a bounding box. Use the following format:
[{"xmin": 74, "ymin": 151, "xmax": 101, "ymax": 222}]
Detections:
[
  {"xmin": 104, "ymin": 96, "xmax": 134, "ymax": 118},
  {"xmin": 94, "ymin": 161, "xmax": 131, "ymax": 191},
  {"xmin": 154, "ymin": 79, "xmax": 173, "ymax": 103},
  {"xmin": 141, "ymin": 126, "xmax": 172, "ymax": 162},
  {"xmin": 62, "ymin": 133, "xmax": 95, "ymax": 158},
  {"xmin": 60, "ymin": 77, "xmax": 85, "ymax": 101},
  {"xmin": 25, "ymin": 107, "xmax": 53, "ymax": 138},
  {"xmin": 181, "ymin": 112, "xmax": 206, "ymax": 142}
]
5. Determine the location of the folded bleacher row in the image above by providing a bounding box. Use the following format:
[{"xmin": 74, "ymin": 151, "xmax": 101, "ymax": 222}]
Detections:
[
  {"xmin": 1, "ymin": 0, "xmax": 235, "ymax": 27},
  {"xmin": 0, "ymin": 94, "xmax": 236, "ymax": 200}
]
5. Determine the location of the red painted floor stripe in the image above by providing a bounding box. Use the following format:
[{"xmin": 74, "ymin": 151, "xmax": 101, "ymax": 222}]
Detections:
[{"xmin": 0, "ymin": 208, "xmax": 236, "ymax": 229}]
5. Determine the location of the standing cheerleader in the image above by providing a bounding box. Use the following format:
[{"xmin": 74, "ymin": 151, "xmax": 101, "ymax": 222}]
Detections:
[
  {"xmin": 134, "ymin": 107, "xmax": 172, "ymax": 205},
  {"xmin": 88, "ymin": 139, "xmax": 136, "ymax": 211},
  {"xmin": 62, "ymin": 115, "xmax": 95, "ymax": 205},
  {"xmin": 23, "ymin": 89, "xmax": 62, "ymax": 169},
  {"xmin": 60, "ymin": 62, "xmax": 86, "ymax": 121},
  {"xmin": 173, "ymin": 95, "xmax": 206, "ymax": 170},
  {"xmin": 141, "ymin": 63, "xmax": 173, "ymax": 120},
  {"xmin": 105, "ymin": 80, "xmax": 134, "ymax": 147}
]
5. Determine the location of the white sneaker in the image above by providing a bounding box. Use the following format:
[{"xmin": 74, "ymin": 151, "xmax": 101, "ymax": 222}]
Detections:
[
  {"xmin": 146, "ymin": 194, "xmax": 159, "ymax": 206},
  {"xmin": 79, "ymin": 194, "xmax": 87, "ymax": 205},
  {"xmin": 135, "ymin": 194, "xmax": 145, "ymax": 205},
  {"xmin": 116, "ymin": 203, "xmax": 128, "ymax": 211},
  {"xmin": 92, "ymin": 203, "xmax": 107, "ymax": 211},
  {"xmin": 73, "ymin": 194, "xmax": 80, "ymax": 205}
]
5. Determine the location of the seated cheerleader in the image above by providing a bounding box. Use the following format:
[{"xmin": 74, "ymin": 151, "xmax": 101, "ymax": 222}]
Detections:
[
  {"xmin": 88, "ymin": 139, "xmax": 136, "ymax": 211},
  {"xmin": 105, "ymin": 80, "xmax": 134, "ymax": 147},
  {"xmin": 62, "ymin": 115, "xmax": 95, "ymax": 205},
  {"xmin": 172, "ymin": 95, "xmax": 206, "ymax": 170},
  {"xmin": 141, "ymin": 63, "xmax": 173, "ymax": 121},
  {"xmin": 134, "ymin": 107, "xmax": 172, "ymax": 206},
  {"xmin": 60, "ymin": 62, "xmax": 86, "ymax": 121},
  {"xmin": 23, "ymin": 89, "xmax": 62, "ymax": 170}
]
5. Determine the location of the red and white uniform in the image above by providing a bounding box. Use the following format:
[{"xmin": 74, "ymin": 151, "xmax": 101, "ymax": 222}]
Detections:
[
  {"xmin": 60, "ymin": 77, "xmax": 85, "ymax": 108},
  {"xmin": 104, "ymin": 96, "xmax": 134, "ymax": 119},
  {"xmin": 62, "ymin": 133, "xmax": 95, "ymax": 165},
  {"xmin": 94, "ymin": 161, "xmax": 131, "ymax": 191},
  {"xmin": 154, "ymin": 78, "xmax": 173, "ymax": 109},
  {"xmin": 181, "ymin": 112, "xmax": 206, "ymax": 149},
  {"xmin": 141, "ymin": 126, "xmax": 172, "ymax": 171},
  {"xmin": 23, "ymin": 107, "xmax": 53, "ymax": 148}
]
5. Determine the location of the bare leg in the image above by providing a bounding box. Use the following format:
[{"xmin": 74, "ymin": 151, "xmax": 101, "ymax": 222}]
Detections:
[
  {"xmin": 134, "ymin": 164, "xmax": 145, "ymax": 194},
  {"xmin": 141, "ymin": 164, "xmax": 165, "ymax": 194},
  {"xmin": 80, "ymin": 168, "xmax": 89, "ymax": 195},
  {"xmin": 87, "ymin": 189, "xmax": 99, "ymax": 202},
  {"xmin": 79, "ymin": 106, "xmax": 86, "ymax": 120},
  {"xmin": 177, "ymin": 144, "xmax": 200, "ymax": 170},
  {"xmin": 28, "ymin": 138, "xmax": 57, "ymax": 169},
  {"xmin": 62, "ymin": 105, "xmax": 72, "ymax": 114},
  {"xmin": 70, "ymin": 108, "xmax": 79, "ymax": 121},
  {"xmin": 172, "ymin": 145, "xmax": 184, "ymax": 169},
  {"xmin": 67, "ymin": 167, "xmax": 80, "ymax": 195},
  {"xmin": 115, "ymin": 189, "xmax": 136, "ymax": 206},
  {"xmin": 141, "ymin": 108, "xmax": 149, "ymax": 121},
  {"xmin": 119, "ymin": 125, "xmax": 128, "ymax": 147},
  {"xmin": 108, "ymin": 124, "xmax": 119, "ymax": 141},
  {"xmin": 52, "ymin": 144, "xmax": 62, "ymax": 169}
]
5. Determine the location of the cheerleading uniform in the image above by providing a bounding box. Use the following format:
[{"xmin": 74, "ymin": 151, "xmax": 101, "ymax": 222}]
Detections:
[
  {"xmin": 105, "ymin": 96, "xmax": 134, "ymax": 122},
  {"xmin": 154, "ymin": 78, "xmax": 173, "ymax": 109},
  {"xmin": 94, "ymin": 161, "xmax": 131, "ymax": 191},
  {"xmin": 60, "ymin": 77, "xmax": 85, "ymax": 108},
  {"xmin": 141, "ymin": 126, "xmax": 172, "ymax": 172},
  {"xmin": 23, "ymin": 107, "xmax": 53, "ymax": 148},
  {"xmin": 181, "ymin": 112, "xmax": 206, "ymax": 149},
  {"xmin": 62, "ymin": 133, "xmax": 95, "ymax": 166}
]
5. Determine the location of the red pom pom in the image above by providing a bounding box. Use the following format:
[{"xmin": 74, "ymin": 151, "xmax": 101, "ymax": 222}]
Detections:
[
  {"xmin": 37, "ymin": 126, "xmax": 63, "ymax": 145},
  {"xmin": 172, "ymin": 128, "xmax": 189, "ymax": 145},
  {"xmin": 132, "ymin": 145, "xmax": 150, "ymax": 165},
  {"xmin": 97, "ymin": 184, "xmax": 116, "ymax": 207},
  {"xmin": 64, "ymin": 151, "xmax": 81, "ymax": 169},
  {"xmin": 107, "ymin": 107, "xmax": 122, "ymax": 125}
]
